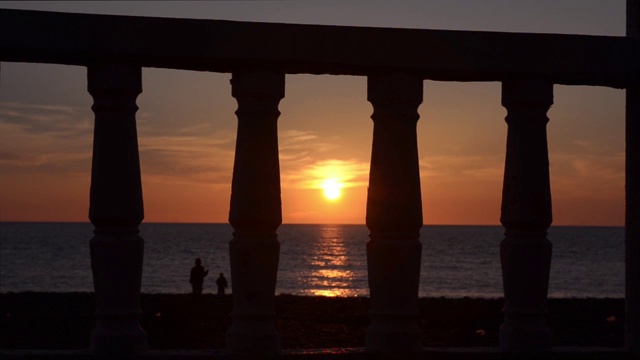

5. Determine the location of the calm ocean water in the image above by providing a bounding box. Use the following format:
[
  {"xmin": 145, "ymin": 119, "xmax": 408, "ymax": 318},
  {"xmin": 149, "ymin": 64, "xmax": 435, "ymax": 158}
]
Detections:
[{"xmin": 0, "ymin": 222, "xmax": 624, "ymax": 298}]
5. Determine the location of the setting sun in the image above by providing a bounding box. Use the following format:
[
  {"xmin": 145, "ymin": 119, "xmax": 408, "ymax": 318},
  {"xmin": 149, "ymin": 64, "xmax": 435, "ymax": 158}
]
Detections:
[{"xmin": 322, "ymin": 178, "xmax": 342, "ymax": 201}]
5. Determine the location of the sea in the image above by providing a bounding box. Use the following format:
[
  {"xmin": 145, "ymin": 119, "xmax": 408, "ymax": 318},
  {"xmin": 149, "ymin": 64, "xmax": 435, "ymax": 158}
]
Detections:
[{"xmin": 0, "ymin": 222, "xmax": 625, "ymax": 298}]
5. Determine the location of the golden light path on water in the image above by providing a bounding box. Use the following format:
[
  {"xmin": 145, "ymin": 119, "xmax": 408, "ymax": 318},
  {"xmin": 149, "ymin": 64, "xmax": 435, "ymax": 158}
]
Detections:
[{"xmin": 301, "ymin": 226, "xmax": 361, "ymax": 297}]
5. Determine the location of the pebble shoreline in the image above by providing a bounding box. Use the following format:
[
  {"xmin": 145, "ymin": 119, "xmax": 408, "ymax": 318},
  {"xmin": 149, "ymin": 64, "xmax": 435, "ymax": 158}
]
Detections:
[{"xmin": 0, "ymin": 293, "xmax": 625, "ymax": 349}]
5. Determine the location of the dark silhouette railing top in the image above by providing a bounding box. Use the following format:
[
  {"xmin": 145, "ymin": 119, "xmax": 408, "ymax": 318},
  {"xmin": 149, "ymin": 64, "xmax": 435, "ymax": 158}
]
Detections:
[{"xmin": 0, "ymin": 8, "xmax": 637, "ymax": 88}]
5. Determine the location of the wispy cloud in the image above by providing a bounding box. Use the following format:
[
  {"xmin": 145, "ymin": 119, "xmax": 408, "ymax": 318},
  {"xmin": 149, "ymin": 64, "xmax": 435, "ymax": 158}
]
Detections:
[
  {"xmin": 278, "ymin": 129, "xmax": 370, "ymax": 190},
  {"xmin": 279, "ymin": 129, "xmax": 345, "ymax": 168},
  {"xmin": 0, "ymin": 102, "xmax": 93, "ymax": 172},
  {"xmin": 0, "ymin": 102, "xmax": 93, "ymax": 137},
  {"xmin": 283, "ymin": 158, "xmax": 369, "ymax": 190},
  {"xmin": 0, "ymin": 102, "xmax": 372, "ymax": 194},
  {"xmin": 420, "ymin": 154, "xmax": 504, "ymax": 181},
  {"xmin": 0, "ymin": 102, "xmax": 237, "ymax": 188},
  {"xmin": 550, "ymin": 151, "xmax": 624, "ymax": 199},
  {"xmin": 420, "ymin": 148, "xmax": 624, "ymax": 208},
  {"xmin": 137, "ymin": 130, "xmax": 236, "ymax": 188}
]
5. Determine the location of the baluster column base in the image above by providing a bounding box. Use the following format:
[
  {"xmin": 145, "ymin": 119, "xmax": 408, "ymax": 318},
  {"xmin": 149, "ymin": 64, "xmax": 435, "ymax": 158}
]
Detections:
[
  {"xmin": 226, "ymin": 319, "xmax": 280, "ymax": 355},
  {"xmin": 226, "ymin": 236, "xmax": 280, "ymax": 355},
  {"xmin": 499, "ymin": 236, "xmax": 552, "ymax": 351},
  {"xmin": 90, "ymin": 231, "xmax": 147, "ymax": 353},
  {"xmin": 90, "ymin": 326, "xmax": 148, "ymax": 355},
  {"xmin": 366, "ymin": 238, "xmax": 422, "ymax": 352}
]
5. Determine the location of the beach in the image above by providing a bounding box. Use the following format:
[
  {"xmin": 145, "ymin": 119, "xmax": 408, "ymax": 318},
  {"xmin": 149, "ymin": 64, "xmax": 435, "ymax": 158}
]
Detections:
[{"xmin": 0, "ymin": 293, "xmax": 625, "ymax": 350}]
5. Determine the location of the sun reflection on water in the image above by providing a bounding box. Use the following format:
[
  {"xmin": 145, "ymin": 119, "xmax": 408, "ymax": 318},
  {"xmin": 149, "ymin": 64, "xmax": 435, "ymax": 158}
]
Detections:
[
  {"xmin": 311, "ymin": 288, "xmax": 359, "ymax": 297},
  {"xmin": 297, "ymin": 225, "xmax": 362, "ymax": 297}
]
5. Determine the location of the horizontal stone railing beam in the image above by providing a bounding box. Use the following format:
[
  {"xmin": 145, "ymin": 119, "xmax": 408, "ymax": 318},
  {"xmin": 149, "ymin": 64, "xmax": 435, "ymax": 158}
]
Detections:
[{"xmin": 0, "ymin": 9, "xmax": 637, "ymax": 88}]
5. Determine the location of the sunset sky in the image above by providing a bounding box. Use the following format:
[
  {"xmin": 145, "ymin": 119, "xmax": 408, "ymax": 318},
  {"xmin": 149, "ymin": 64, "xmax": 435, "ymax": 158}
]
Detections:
[{"xmin": 0, "ymin": 1, "xmax": 628, "ymax": 225}]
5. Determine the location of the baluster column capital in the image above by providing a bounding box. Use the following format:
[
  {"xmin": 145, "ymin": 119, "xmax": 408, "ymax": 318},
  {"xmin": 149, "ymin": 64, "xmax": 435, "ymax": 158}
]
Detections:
[
  {"xmin": 500, "ymin": 80, "xmax": 554, "ymax": 233},
  {"xmin": 88, "ymin": 63, "xmax": 142, "ymax": 95},
  {"xmin": 502, "ymin": 80, "xmax": 553, "ymax": 110},
  {"xmin": 231, "ymin": 70, "xmax": 285, "ymax": 100},
  {"xmin": 366, "ymin": 74, "xmax": 423, "ymax": 238},
  {"xmin": 228, "ymin": 71, "xmax": 285, "ymax": 236},
  {"xmin": 368, "ymin": 73, "xmax": 423, "ymax": 105}
]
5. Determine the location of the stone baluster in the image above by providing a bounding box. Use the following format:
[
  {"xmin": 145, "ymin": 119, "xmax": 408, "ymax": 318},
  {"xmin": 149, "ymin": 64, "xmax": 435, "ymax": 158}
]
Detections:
[
  {"xmin": 87, "ymin": 63, "xmax": 147, "ymax": 354},
  {"xmin": 365, "ymin": 74, "xmax": 423, "ymax": 352},
  {"xmin": 626, "ymin": 0, "xmax": 640, "ymax": 352},
  {"xmin": 499, "ymin": 80, "xmax": 553, "ymax": 351},
  {"xmin": 226, "ymin": 71, "xmax": 284, "ymax": 355}
]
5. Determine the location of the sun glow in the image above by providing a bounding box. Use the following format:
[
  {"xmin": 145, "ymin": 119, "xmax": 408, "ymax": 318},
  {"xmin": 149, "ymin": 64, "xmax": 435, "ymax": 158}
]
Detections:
[{"xmin": 322, "ymin": 178, "xmax": 342, "ymax": 201}]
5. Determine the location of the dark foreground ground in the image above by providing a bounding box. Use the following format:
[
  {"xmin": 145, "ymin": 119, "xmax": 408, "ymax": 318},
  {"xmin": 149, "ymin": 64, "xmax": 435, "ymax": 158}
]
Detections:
[{"xmin": 0, "ymin": 293, "xmax": 625, "ymax": 350}]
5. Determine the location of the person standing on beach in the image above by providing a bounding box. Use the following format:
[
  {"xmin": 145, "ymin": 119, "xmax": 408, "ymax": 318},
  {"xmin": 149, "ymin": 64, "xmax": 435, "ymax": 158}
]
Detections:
[
  {"xmin": 189, "ymin": 258, "xmax": 209, "ymax": 295},
  {"xmin": 216, "ymin": 273, "xmax": 228, "ymax": 296}
]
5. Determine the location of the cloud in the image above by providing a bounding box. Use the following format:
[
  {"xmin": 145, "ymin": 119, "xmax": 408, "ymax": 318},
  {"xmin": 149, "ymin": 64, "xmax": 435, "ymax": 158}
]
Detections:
[
  {"xmin": 3, "ymin": 98, "xmax": 621, "ymax": 205},
  {"xmin": 136, "ymin": 124, "xmax": 236, "ymax": 187},
  {"xmin": 550, "ymin": 151, "xmax": 624, "ymax": 199},
  {"xmin": 0, "ymin": 101, "xmax": 237, "ymax": 188},
  {"xmin": 278, "ymin": 130, "xmax": 316, "ymax": 167},
  {"xmin": 0, "ymin": 101, "xmax": 370, "ymax": 195},
  {"xmin": 278, "ymin": 129, "xmax": 345, "ymax": 168},
  {"xmin": 278, "ymin": 129, "xmax": 370, "ymax": 190},
  {"xmin": 0, "ymin": 149, "xmax": 39, "ymax": 166},
  {"xmin": 0, "ymin": 102, "xmax": 93, "ymax": 172},
  {"xmin": 0, "ymin": 102, "xmax": 93, "ymax": 137},
  {"xmin": 568, "ymin": 155, "xmax": 624, "ymax": 180},
  {"xmin": 573, "ymin": 139, "xmax": 592, "ymax": 148},
  {"xmin": 419, "ymin": 154, "xmax": 504, "ymax": 181},
  {"xmin": 282, "ymin": 158, "xmax": 369, "ymax": 190}
]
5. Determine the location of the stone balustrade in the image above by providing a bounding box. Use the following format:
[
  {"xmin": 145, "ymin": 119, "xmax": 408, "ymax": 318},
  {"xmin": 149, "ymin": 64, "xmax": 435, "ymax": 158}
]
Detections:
[{"xmin": 0, "ymin": 3, "xmax": 639, "ymax": 357}]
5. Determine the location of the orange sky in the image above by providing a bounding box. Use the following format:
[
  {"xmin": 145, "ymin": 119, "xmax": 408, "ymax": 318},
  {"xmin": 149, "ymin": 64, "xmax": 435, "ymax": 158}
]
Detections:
[{"xmin": 0, "ymin": 1, "xmax": 627, "ymax": 226}]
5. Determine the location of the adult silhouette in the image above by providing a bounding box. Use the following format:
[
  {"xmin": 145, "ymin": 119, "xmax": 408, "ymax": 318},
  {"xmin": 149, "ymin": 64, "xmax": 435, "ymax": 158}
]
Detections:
[{"xmin": 189, "ymin": 258, "xmax": 209, "ymax": 295}]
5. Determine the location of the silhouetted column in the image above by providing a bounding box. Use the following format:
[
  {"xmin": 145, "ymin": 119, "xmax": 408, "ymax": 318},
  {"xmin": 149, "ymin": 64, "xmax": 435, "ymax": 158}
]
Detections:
[
  {"xmin": 626, "ymin": 0, "xmax": 640, "ymax": 352},
  {"xmin": 499, "ymin": 80, "xmax": 553, "ymax": 351},
  {"xmin": 87, "ymin": 63, "xmax": 147, "ymax": 354},
  {"xmin": 226, "ymin": 71, "xmax": 284, "ymax": 355},
  {"xmin": 365, "ymin": 74, "xmax": 423, "ymax": 352}
]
